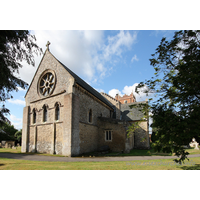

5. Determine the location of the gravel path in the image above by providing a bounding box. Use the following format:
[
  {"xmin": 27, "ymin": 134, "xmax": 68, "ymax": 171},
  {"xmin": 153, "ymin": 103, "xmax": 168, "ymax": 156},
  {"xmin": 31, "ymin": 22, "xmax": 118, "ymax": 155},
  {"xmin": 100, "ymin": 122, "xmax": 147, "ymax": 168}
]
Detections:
[{"xmin": 0, "ymin": 152, "xmax": 200, "ymax": 162}]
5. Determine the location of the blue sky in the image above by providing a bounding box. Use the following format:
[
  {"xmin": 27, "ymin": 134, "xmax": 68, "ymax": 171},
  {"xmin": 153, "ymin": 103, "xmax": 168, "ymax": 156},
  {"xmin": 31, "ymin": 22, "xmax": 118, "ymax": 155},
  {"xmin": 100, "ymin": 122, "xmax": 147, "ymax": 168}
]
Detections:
[{"xmin": 4, "ymin": 30, "xmax": 176, "ymax": 129}]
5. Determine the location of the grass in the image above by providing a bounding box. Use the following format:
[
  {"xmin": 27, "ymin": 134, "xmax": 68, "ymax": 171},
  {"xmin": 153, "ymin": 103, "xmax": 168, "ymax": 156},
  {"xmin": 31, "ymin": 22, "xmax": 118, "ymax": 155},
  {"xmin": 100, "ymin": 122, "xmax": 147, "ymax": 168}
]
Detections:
[
  {"xmin": 0, "ymin": 147, "xmax": 66, "ymax": 157},
  {"xmin": 1, "ymin": 145, "xmax": 199, "ymax": 158},
  {"xmin": 81, "ymin": 147, "xmax": 200, "ymax": 157},
  {"xmin": 106, "ymin": 148, "xmax": 171, "ymax": 156},
  {"xmin": 0, "ymin": 146, "xmax": 199, "ymax": 170},
  {"xmin": 184, "ymin": 148, "xmax": 200, "ymax": 155},
  {"xmin": 0, "ymin": 147, "xmax": 22, "ymax": 154},
  {"xmin": 0, "ymin": 156, "xmax": 200, "ymax": 170}
]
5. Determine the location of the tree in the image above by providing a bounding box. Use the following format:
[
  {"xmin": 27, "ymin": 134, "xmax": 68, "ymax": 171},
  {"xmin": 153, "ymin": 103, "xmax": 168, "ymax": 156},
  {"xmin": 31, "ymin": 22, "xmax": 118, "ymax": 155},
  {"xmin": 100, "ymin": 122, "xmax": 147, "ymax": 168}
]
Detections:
[
  {"xmin": 136, "ymin": 30, "xmax": 200, "ymax": 164},
  {"xmin": 0, "ymin": 30, "xmax": 42, "ymax": 126},
  {"xmin": 15, "ymin": 129, "xmax": 22, "ymax": 143},
  {"xmin": 0, "ymin": 122, "xmax": 18, "ymax": 141}
]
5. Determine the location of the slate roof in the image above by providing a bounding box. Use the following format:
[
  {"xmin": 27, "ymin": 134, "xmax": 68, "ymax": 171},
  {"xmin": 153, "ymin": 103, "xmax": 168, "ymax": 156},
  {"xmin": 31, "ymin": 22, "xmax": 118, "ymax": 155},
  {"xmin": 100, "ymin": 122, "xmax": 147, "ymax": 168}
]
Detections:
[{"xmin": 121, "ymin": 101, "xmax": 147, "ymax": 121}]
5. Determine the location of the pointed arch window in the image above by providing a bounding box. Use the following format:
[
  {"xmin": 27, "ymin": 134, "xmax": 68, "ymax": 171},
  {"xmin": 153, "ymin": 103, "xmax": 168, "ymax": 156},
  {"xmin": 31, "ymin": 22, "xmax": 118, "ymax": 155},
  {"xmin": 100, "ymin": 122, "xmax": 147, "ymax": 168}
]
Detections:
[
  {"xmin": 33, "ymin": 109, "xmax": 36, "ymax": 124},
  {"xmin": 89, "ymin": 109, "xmax": 92, "ymax": 123},
  {"xmin": 43, "ymin": 105, "xmax": 48, "ymax": 122},
  {"xmin": 55, "ymin": 103, "xmax": 60, "ymax": 121}
]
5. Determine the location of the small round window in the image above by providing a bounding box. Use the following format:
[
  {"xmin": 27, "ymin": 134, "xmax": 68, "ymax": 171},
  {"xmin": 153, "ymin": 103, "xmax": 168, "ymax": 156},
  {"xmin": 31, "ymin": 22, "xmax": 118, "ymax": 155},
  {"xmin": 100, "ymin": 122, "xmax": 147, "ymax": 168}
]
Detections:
[{"xmin": 38, "ymin": 70, "xmax": 56, "ymax": 97}]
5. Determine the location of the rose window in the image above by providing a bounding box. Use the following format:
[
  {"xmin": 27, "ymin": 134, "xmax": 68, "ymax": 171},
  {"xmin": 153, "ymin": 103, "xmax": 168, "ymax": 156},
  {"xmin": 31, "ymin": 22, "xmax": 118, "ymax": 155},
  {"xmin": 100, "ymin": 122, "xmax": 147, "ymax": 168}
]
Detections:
[{"xmin": 39, "ymin": 72, "xmax": 56, "ymax": 96}]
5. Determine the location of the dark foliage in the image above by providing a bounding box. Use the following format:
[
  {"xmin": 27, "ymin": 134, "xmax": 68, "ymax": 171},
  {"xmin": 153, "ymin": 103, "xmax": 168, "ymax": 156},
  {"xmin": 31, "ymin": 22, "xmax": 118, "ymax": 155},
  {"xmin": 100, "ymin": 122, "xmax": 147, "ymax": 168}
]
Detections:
[
  {"xmin": 0, "ymin": 30, "xmax": 42, "ymax": 126},
  {"xmin": 136, "ymin": 30, "xmax": 200, "ymax": 164},
  {"xmin": 0, "ymin": 122, "xmax": 18, "ymax": 141}
]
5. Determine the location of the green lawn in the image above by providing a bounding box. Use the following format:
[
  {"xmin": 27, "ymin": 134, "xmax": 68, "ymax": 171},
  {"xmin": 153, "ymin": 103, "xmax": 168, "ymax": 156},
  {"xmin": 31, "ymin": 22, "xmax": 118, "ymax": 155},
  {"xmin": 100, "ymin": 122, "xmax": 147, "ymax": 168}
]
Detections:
[
  {"xmin": 1, "ymin": 146, "xmax": 199, "ymax": 157},
  {"xmin": 106, "ymin": 148, "xmax": 171, "ymax": 156},
  {"xmin": 82, "ymin": 147, "xmax": 200, "ymax": 157},
  {"xmin": 0, "ymin": 156, "xmax": 199, "ymax": 170},
  {"xmin": 0, "ymin": 147, "xmax": 22, "ymax": 154},
  {"xmin": 0, "ymin": 146, "xmax": 200, "ymax": 169},
  {"xmin": 0, "ymin": 147, "xmax": 66, "ymax": 157}
]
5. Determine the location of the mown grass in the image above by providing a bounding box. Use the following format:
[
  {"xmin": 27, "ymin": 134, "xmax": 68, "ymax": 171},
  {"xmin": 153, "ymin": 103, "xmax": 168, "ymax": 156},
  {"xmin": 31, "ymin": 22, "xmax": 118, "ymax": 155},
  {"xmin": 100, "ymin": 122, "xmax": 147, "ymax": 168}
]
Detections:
[
  {"xmin": 106, "ymin": 148, "xmax": 171, "ymax": 156},
  {"xmin": 0, "ymin": 146, "xmax": 200, "ymax": 170},
  {"xmin": 0, "ymin": 147, "xmax": 66, "ymax": 157},
  {"xmin": 82, "ymin": 147, "xmax": 200, "ymax": 157},
  {"xmin": 185, "ymin": 148, "xmax": 200, "ymax": 155},
  {"xmin": 0, "ymin": 147, "xmax": 22, "ymax": 154},
  {"xmin": 1, "ymin": 146, "xmax": 199, "ymax": 157},
  {"xmin": 0, "ymin": 156, "xmax": 199, "ymax": 170}
]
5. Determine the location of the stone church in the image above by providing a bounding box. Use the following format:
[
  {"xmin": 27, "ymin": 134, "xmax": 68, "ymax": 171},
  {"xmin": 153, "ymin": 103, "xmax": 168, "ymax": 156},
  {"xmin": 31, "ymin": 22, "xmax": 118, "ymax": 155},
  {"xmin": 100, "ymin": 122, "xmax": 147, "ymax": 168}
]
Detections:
[{"xmin": 22, "ymin": 42, "xmax": 150, "ymax": 156}]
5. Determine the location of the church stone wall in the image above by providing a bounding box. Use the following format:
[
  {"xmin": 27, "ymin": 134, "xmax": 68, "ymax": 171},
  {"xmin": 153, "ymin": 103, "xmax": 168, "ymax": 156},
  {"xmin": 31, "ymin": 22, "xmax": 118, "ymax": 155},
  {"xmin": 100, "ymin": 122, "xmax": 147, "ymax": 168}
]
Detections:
[
  {"xmin": 28, "ymin": 126, "xmax": 35, "ymax": 152},
  {"xmin": 36, "ymin": 124, "xmax": 53, "ymax": 153},
  {"xmin": 100, "ymin": 92, "xmax": 121, "ymax": 120},
  {"xmin": 55, "ymin": 123, "xmax": 63, "ymax": 155},
  {"xmin": 22, "ymin": 106, "xmax": 30, "ymax": 153},
  {"xmin": 29, "ymin": 94, "xmax": 65, "ymax": 125},
  {"xmin": 74, "ymin": 86, "xmax": 113, "ymax": 154},
  {"xmin": 97, "ymin": 117, "xmax": 127, "ymax": 152},
  {"xmin": 71, "ymin": 93, "xmax": 80, "ymax": 156},
  {"xmin": 62, "ymin": 93, "xmax": 73, "ymax": 156},
  {"xmin": 75, "ymin": 87, "xmax": 111, "ymax": 125},
  {"xmin": 79, "ymin": 122, "xmax": 99, "ymax": 154},
  {"xmin": 26, "ymin": 92, "xmax": 69, "ymax": 154},
  {"xmin": 134, "ymin": 121, "xmax": 149, "ymax": 149}
]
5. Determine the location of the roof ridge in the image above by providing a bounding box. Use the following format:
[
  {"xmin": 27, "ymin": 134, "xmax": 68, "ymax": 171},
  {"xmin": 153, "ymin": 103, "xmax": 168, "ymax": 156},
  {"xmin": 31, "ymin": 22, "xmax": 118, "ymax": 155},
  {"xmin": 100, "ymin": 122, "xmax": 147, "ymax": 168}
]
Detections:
[
  {"xmin": 53, "ymin": 56, "xmax": 114, "ymax": 109},
  {"xmin": 100, "ymin": 92, "xmax": 120, "ymax": 103}
]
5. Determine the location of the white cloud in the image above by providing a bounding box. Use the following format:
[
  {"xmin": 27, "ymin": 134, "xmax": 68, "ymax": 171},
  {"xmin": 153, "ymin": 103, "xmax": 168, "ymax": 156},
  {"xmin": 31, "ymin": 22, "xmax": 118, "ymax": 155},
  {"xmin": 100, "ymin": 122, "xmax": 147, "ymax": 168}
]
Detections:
[
  {"xmin": 9, "ymin": 114, "xmax": 22, "ymax": 130},
  {"xmin": 10, "ymin": 114, "xmax": 22, "ymax": 122},
  {"xmin": 17, "ymin": 30, "xmax": 104, "ymax": 84},
  {"xmin": 122, "ymin": 83, "xmax": 150, "ymax": 101},
  {"xmin": 8, "ymin": 99, "xmax": 25, "ymax": 106},
  {"xmin": 131, "ymin": 54, "xmax": 139, "ymax": 62},
  {"xmin": 103, "ymin": 31, "xmax": 137, "ymax": 60},
  {"xmin": 17, "ymin": 30, "xmax": 137, "ymax": 85},
  {"xmin": 108, "ymin": 89, "xmax": 123, "ymax": 98},
  {"xmin": 108, "ymin": 83, "xmax": 151, "ymax": 102}
]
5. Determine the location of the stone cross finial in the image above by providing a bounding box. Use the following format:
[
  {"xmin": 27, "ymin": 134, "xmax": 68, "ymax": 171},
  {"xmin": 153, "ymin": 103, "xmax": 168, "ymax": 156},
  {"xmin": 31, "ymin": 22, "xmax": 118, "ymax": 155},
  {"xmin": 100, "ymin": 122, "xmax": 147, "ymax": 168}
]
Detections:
[{"xmin": 46, "ymin": 41, "xmax": 51, "ymax": 51}]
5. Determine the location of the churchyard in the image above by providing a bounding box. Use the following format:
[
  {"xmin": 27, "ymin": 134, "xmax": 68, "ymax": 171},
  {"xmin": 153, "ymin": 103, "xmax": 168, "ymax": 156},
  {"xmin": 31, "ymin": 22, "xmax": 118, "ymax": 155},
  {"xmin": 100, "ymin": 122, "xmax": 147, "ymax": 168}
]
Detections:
[
  {"xmin": 0, "ymin": 156, "xmax": 200, "ymax": 170},
  {"xmin": 0, "ymin": 146, "xmax": 199, "ymax": 170}
]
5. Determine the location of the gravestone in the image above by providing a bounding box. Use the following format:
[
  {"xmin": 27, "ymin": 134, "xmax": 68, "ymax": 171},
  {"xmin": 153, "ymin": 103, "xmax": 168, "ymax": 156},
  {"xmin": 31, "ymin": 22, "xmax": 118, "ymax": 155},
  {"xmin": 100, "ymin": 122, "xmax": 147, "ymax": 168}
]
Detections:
[
  {"xmin": 2, "ymin": 141, "xmax": 6, "ymax": 148},
  {"xmin": 189, "ymin": 138, "xmax": 199, "ymax": 150}
]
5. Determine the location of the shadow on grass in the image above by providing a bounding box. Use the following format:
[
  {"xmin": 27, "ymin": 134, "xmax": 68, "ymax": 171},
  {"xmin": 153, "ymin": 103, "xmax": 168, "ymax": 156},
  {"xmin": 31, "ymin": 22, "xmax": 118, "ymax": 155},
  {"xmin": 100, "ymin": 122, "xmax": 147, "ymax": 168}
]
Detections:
[
  {"xmin": 0, "ymin": 164, "xmax": 5, "ymax": 166},
  {"xmin": 107, "ymin": 149, "xmax": 171, "ymax": 157},
  {"xmin": 0, "ymin": 151, "xmax": 66, "ymax": 158},
  {"xmin": 180, "ymin": 164, "xmax": 200, "ymax": 170},
  {"xmin": 78, "ymin": 148, "xmax": 172, "ymax": 157}
]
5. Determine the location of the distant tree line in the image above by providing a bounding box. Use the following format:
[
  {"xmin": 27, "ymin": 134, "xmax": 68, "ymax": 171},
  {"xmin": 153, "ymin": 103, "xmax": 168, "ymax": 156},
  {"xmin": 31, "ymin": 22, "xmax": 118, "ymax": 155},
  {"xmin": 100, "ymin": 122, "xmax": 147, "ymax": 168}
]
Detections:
[{"xmin": 0, "ymin": 122, "xmax": 22, "ymax": 145}]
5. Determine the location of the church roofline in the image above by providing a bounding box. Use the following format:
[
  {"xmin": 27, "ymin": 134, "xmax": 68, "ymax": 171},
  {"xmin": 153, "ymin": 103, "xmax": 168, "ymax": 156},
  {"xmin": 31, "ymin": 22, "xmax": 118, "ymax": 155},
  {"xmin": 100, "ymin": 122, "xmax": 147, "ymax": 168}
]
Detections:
[
  {"xmin": 56, "ymin": 59, "xmax": 114, "ymax": 109},
  {"xmin": 25, "ymin": 45, "xmax": 114, "ymax": 110},
  {"xmin": 100, "ymin": 92, "xmax": 121, "ymax": 103}
]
